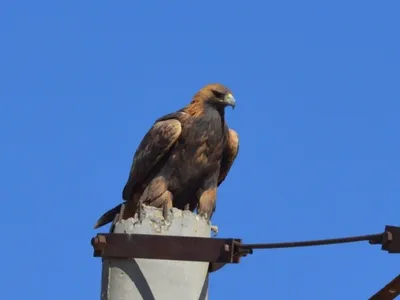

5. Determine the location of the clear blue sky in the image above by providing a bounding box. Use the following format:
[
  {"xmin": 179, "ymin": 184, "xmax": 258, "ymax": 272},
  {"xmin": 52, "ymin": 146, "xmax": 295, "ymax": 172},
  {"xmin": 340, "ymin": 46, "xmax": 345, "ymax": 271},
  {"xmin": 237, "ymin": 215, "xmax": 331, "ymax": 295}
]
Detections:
[{"xmin": 1, "ymin": 1, "xmax": 399, "ymax": 299}]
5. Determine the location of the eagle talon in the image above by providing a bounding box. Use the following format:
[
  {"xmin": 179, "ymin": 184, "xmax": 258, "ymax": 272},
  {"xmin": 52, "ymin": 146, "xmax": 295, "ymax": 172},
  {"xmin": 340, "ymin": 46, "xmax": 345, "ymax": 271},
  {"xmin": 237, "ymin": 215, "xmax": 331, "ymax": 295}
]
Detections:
[
  {"xmin": 198, "ymin": 212, "xmax": 205, "ymax": 219},
  {"xmin": 137, "ymin": 204, "xmax": 145, "ymax": 222}
]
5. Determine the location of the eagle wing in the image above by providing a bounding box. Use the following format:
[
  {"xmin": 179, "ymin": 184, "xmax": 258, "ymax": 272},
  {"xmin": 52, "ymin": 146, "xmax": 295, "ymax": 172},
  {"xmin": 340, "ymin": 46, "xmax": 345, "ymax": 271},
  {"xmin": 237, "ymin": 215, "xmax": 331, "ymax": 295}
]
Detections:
[
  {"xmin": 93, "ymin": 116, "xmax": 182, "ymax": 229},
  {"xmin": 218, "ymin": 128, "xmax": 239, "ymax": 186},
  {"xmin": 122, "ymin": 118, "xmax": 182, "ymax": 201}
]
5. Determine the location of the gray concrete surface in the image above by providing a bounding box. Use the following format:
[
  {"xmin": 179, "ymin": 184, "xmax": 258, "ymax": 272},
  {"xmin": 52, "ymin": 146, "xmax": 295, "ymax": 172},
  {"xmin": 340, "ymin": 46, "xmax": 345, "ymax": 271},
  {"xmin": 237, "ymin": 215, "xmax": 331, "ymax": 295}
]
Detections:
[{"xmin": 100, "ymin": 205, "xmax": 212, "ymax": 300}]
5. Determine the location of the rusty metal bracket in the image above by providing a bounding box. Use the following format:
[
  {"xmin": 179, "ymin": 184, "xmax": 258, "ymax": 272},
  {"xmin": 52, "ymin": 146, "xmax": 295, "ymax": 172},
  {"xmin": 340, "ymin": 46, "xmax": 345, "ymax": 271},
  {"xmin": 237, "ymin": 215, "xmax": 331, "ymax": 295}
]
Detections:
[
  {"xmin": 381, "ymin": 226, "xmax": 400, "ymax": 253},
  {"xmin": 369, "ymin": 226, "xmax": 400, "ymax": 253},
  {"xmin": 91, "ymin": 233, "xmax": 249, "ymax": 273}
]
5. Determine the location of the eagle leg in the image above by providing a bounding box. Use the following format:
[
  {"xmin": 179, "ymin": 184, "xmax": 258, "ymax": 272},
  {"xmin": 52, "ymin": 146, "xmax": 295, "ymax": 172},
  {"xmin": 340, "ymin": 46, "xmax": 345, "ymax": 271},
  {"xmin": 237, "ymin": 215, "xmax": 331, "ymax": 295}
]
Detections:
[{"xmin": 197, "ymin": 187, "xmax": 216, "ymax": 221}]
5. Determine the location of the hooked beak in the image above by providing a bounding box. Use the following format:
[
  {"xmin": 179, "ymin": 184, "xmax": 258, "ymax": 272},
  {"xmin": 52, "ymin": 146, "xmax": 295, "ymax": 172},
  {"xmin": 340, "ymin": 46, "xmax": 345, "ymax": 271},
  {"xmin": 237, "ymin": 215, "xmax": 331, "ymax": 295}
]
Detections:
[{"xmin": 224, "ymin": 93, "xmax": 236, "ymax": 109}]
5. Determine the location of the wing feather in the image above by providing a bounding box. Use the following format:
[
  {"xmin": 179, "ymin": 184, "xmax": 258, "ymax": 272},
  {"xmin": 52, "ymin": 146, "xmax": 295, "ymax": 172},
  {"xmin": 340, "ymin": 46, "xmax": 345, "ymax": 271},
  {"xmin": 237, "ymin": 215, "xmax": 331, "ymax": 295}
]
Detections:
[
  {"xmin": 122, "ymin": 119, "xmax": 182, "ymax": 200},
  {"xmin": 218, "ymin": 128, "xmax": 239, "ymax": 186}
]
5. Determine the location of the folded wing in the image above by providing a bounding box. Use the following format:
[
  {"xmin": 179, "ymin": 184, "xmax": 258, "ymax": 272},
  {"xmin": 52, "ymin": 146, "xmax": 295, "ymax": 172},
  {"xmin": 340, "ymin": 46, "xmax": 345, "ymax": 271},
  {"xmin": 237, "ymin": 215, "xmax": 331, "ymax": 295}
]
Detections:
[
  {"xmin": 218, "ymin": 128, "xmax": 239, "ymax": 186},
  {"xmin": 93, "ymin": 118, "xmax": 182, "ymax": 229},
  {"xmin": 123, "ymin": 119, "xmax": 182, "ymax": 201}
]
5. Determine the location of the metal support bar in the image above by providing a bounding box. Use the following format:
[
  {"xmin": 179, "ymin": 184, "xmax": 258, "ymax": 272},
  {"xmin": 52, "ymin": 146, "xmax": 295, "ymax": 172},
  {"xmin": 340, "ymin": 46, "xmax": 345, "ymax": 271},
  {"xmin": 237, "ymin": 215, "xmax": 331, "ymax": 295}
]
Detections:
[
  {"xmin": 92, "ymin": 233, "xmax": 248, "ymax": 272},
  {"xmin": 369, "ymin": 274, "xmax": 400, "ymax": 300}
]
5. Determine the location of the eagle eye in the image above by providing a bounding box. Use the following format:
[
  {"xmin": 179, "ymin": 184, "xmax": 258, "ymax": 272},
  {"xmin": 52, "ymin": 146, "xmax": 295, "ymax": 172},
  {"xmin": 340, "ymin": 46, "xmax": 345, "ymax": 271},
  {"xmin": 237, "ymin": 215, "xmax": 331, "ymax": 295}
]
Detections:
[{"xmin": 211, "ymin": 90, "xmax": 225, "ymax": 99}]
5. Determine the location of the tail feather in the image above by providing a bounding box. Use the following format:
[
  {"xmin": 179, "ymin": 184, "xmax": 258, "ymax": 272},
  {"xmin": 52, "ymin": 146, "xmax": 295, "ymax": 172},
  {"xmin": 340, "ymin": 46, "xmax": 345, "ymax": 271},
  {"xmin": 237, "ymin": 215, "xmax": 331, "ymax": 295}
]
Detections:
[{"xmin": 93, "ymin": 203, "xmax": 123, "ymax": 229}]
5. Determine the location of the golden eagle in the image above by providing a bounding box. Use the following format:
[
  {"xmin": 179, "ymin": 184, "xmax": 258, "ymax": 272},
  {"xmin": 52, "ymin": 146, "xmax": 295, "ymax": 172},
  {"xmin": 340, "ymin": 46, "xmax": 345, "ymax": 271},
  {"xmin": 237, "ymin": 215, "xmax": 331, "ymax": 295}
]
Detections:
[{"xmin": 94, "ymin": 83, "xmax": 239, "ymax": 229}]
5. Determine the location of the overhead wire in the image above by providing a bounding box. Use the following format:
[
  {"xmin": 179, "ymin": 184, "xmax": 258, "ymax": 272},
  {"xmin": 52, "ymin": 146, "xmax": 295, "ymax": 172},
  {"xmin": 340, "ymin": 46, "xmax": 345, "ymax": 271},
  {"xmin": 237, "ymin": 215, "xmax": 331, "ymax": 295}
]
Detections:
[{"xmin": 239, "ymin": 233, "xmax": 383, "ymax": 250}]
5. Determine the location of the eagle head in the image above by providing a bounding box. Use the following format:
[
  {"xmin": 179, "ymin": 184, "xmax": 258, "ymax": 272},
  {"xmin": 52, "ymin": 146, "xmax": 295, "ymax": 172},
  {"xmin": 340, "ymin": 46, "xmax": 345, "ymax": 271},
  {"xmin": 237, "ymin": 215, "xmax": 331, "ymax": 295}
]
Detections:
[{"xmin": 197, "ymin": 83, "xmax": 236, "ymax": 109}]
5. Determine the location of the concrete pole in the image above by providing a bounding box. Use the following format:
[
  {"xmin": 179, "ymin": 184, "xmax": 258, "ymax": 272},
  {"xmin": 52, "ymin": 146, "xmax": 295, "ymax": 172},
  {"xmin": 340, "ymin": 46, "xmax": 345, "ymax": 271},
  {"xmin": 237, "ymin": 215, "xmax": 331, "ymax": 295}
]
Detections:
[{"xmin": 100, "ymin": 205, "xmax": 211, "ymax": 300}]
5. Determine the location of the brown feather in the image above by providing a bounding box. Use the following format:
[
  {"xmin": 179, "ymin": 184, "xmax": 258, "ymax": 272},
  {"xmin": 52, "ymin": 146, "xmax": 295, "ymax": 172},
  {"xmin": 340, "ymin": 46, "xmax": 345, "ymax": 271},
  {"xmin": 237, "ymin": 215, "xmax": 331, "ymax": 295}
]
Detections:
[
  {"xmin": 218, "ymin": 129, "xmax": 240, "ymax": 186},
  {"xmin": 94, "ymin": 119, "xmax": 182, "ymax": 228},
  {"xmin": 198, "ymin": 187, "xmax": 217, "ymax": 218},
  {"xmin": 184, "ymin": 94, "xmax": 205, "ymax": 117}
]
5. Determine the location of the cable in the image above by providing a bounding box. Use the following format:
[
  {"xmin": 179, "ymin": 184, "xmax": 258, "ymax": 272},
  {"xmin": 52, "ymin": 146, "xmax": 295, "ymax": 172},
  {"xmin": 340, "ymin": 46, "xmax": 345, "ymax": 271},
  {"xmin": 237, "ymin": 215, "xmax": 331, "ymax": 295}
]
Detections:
[{"xmin": 239, "ymin": 233, "xmax": 383, "ymax": 250}]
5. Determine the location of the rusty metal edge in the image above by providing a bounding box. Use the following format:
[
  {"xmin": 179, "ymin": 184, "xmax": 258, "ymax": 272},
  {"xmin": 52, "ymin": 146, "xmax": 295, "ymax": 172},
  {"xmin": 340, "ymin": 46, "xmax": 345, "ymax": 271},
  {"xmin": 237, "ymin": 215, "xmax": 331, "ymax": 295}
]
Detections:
[
  {"xmin": 381, "ymin": 226, "xmax": 400, "ymax": 254},
  {"xmin": 208, "ymin": 262, "xmax": 227, "ymax": 273},
  {"xmin": 369, "ymin": 274, "xmax": 400, "ymax": 300},
  {"xmin": 92, "ymin": 233, "xmax": 243, "ymax": 265},
  {"xmin": 208, "ymin": 238, "xmax": 243, "ymax": 273}
]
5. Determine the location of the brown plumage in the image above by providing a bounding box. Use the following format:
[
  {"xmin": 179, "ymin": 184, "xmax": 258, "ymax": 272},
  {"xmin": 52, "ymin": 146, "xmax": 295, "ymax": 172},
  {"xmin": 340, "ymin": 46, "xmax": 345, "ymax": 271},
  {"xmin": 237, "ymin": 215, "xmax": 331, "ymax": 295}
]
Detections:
[{"xmin": 94, "ymin": 83, "xmax": 239, "ymax": 229}]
